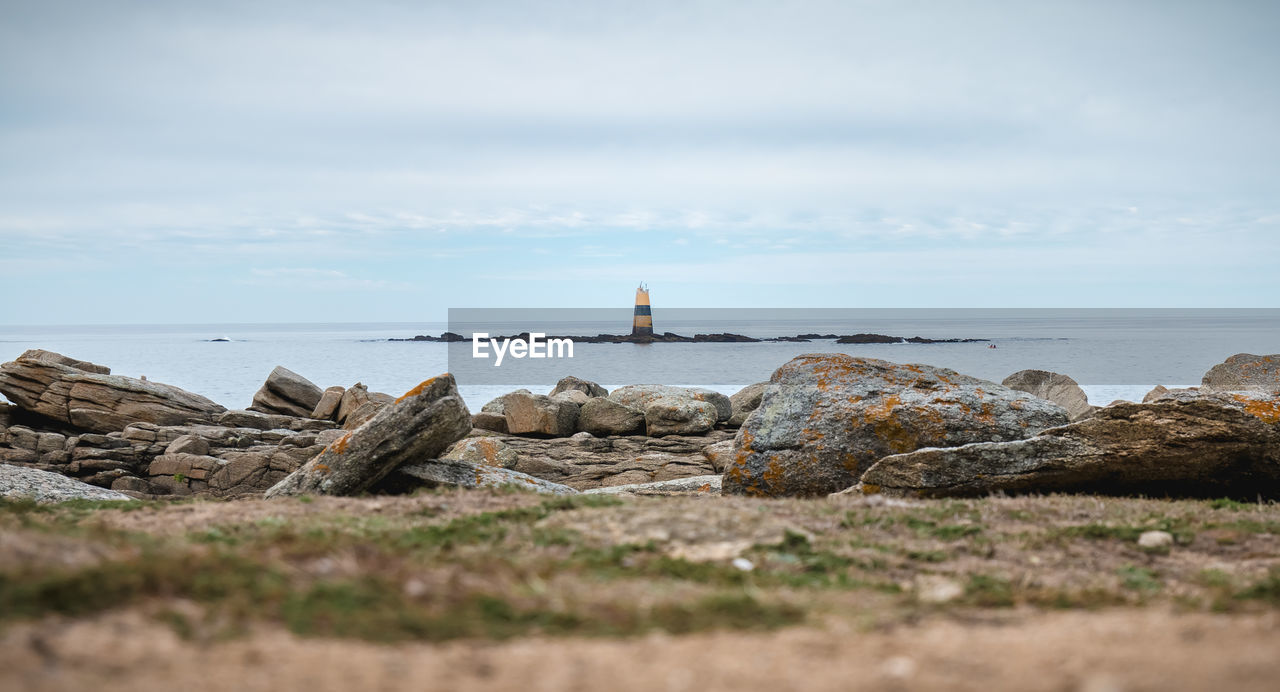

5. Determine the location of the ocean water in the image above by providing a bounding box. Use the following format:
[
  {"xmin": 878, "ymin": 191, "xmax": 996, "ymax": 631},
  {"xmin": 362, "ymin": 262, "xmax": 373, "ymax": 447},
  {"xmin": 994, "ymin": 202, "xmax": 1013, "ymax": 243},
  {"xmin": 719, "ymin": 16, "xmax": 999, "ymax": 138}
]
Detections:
[{"xmin": 1, "ymin": 310, "xmax": 1276, "ymax": 413}]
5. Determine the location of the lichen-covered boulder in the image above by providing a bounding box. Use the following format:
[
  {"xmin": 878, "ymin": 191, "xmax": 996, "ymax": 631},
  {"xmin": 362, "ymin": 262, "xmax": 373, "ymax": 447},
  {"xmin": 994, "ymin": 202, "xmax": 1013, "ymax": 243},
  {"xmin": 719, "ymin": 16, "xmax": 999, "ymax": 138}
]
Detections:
[
  {"xmin": 549, "ymin": 376, "xmax": 608, "ymax": 399},
  {"xmin": 858, "ymin": 390, "xmax": 1280, "ymax": 499},
  {"xmin": 264, "ymin": 374, "xmax": 471, "ymax": 497},
  {"xmin": 724, "ymin": 354, "xmax": 1069, "ymax": 497},
  {"xmin": 644, "ymin": 397, "xmax": 718, "ymax": 436},
  {"xmin": 502, "ymin": 390, "xmax": 579, "ymax": 436},
  {"xmin": 609, "ymin": 385, "xmax": 732, "ymax": 423},
  {"xmin": 578, "ymin": 397, "xmax": 645, "ymax": 436},
  {"xmin": 727, "ymin": 382, "xmax": 768, "ymax": 427},
  {"xmin": 1002, "ymin": 369, "xmax": 1095, "ymax": 421},
  {"xmin": 441, "ymin": 436, "xmax": 518, "ymax": 469},
  {"xmin": 1202, "ymin": 353, "xmax": 1280, "ymax": 394},
  {"xmin": 0, "ymin": 349, "xmax": 226, "ymax": 433}
]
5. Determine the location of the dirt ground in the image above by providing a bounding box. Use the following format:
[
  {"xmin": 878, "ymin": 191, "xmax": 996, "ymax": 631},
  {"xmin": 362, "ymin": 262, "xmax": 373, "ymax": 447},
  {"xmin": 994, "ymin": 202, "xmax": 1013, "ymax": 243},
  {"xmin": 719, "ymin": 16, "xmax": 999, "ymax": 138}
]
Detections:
[{"xmin": 3, "ymin": 490, "xmax": 1279, "ymax": 691}]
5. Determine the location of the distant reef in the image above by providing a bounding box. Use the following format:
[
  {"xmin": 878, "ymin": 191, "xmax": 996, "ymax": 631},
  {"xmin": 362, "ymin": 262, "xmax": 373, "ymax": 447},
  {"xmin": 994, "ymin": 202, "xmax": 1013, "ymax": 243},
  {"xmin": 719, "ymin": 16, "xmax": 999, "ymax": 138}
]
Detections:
[{"xmin": 389, "ymin": 331, "xmax": 989, "ymax": 344}]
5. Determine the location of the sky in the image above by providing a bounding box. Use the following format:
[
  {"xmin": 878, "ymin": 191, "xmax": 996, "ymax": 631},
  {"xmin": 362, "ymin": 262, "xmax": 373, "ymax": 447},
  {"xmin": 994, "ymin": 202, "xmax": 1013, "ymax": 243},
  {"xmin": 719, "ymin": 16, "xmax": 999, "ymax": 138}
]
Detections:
[{"xmin": 2, "ymin": 0, "xmax": 1278, "ymax": 324}]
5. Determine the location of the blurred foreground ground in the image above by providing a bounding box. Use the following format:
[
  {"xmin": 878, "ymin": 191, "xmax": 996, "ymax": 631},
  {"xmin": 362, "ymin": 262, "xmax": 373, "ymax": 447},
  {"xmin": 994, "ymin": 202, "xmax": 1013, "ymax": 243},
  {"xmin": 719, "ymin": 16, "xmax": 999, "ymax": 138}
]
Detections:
[{"xmin": 3, "ymin": 490, "xmax": 1278, "ymax": 691}]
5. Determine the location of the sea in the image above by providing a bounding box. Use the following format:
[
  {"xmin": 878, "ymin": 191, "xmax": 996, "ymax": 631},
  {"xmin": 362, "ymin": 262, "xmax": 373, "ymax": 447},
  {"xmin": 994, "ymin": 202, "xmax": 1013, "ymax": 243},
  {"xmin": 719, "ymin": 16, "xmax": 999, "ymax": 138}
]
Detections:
[{"xmin": 1, "ymin": 309, "xmax": 1277, "ymax": 413}]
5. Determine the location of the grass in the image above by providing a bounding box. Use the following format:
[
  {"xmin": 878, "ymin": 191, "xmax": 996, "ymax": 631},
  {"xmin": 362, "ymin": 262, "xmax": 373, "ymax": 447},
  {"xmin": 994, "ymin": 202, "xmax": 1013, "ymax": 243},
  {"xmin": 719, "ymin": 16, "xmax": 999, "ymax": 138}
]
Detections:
[{"xmin": 2, "ymin": 491, "xmax": 1279, "ymax": 643}]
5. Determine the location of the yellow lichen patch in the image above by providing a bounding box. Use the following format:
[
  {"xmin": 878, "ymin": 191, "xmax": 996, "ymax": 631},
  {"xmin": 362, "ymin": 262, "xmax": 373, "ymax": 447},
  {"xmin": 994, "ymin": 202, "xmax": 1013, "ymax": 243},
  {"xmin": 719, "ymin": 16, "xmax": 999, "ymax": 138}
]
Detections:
[
  {"xmin": 861, "ymin": 483, "xmax": 881, "ymax": 495},
  {"xmin": 331, "ymin": 433, "xmax": 353, "ymax": 455},
  {"xmin": 395, "ymin": 377, "xmax": 439, "ymax": 403},
  {"xmin": 1233, "ymin": 394, "xmax": 1280, "ymax": 424},
  {"xmin": 314, "ymin": 463, "xmax": 331, "ymax": 474},
  {"xmin": 697, "ymin": 483, "xmax": 712, "ymax": 493}
]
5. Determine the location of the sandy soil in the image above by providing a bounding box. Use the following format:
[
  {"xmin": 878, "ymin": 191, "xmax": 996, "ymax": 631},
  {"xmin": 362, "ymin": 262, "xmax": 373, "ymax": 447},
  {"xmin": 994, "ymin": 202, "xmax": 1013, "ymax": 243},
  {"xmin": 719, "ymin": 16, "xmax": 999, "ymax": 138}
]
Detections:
[{"xmin": 3, "ymin": 607, "xmax": 1278, "ymax": 692}]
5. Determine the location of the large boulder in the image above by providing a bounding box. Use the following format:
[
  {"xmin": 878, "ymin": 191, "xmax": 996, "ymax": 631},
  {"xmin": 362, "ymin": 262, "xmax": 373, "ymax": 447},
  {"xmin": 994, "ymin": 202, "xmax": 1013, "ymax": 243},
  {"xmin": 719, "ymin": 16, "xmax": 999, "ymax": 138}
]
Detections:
[
  {"xmin": 0, "ymin": 350, "xmax": 226, "ymax": 433},
  {"xmin": 549, "ymin": 376, "xmax": 608, "ymax": 399},
  {"xmin": 2, "ymin": 463, "xmax": 133, "ymax": 503},
  {"xmin": 724, "ymin": 354, "xmax": 1070, "ymax": 497},
  {"xmin": 440, "ymin": 437, "xmax": 518, "ymax": 469},
  {"xmin": 859, "ymin": 390, "xmax": 1280, "ymax": 499},
  {"xmin": 249, "ymin": 366, "xmax": 324, "ymax": 418},
  {"xmin": 727, "ymin": 382, "xmax": 768, "ymax": 427},
  {"xmin": 609, "ymin": 385, "xmax": 732, "ymax": 423},
  {"xmin": 578, "ymin": 397, "xmax": 645, "ymax": 436},
  {"xmin": 644, "ymin": 397, "xmax": 718, "ymax": 436},
  {"xmin": 1202, "ymin": 354, "xmax": 1280, "ymax": 394},
  {"xmin": 1001, "ymin": 369, "xmax": 1095, "ymax": 421},
  {"xmin": 264, "ymin": 375, "xmax": 471, "ymax": 497},
  {"xmin": 582, "ymin": 475, "xmax": 721, "ymax": 496},
  {"xmin": 502, "ymin": 390, "xmax": 579, "ymax": 436}
]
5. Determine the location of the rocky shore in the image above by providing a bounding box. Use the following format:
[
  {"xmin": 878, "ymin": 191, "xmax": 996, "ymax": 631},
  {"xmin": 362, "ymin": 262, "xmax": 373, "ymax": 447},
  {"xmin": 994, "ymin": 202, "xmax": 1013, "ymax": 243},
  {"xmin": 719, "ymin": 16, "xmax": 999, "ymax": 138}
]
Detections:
[{"xmin": 1, "ymin": 347, "xmax": 1277, "ymax": 504}]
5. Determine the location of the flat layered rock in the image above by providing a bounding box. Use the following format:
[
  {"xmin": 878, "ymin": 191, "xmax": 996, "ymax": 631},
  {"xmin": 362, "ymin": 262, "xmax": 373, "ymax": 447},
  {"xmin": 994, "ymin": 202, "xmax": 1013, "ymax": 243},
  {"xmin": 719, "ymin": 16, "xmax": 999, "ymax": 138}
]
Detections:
[
  {"xmin": 583, "ymin": 475, "xmax": 721, "ymax": 496},
  {"xmin": 499, "ymin": 429, "xmax": 731, "ymax": 489},
  {"xmin": 859, "ymin": 391, "xmax": 1280, "ymax": 499},
  {"xmin": 724, "ymin": 354, "xmax": 1069, "ymax": 498},
  {"xmin": 0, "ymin": 350, "xmax": 225, "ymax": 433},
  {"xmin": 1, "ymin": 463, "xmax": 132, "ymax": 503},
  {"xmin": 397, "ymin": 458, "xmax": 577, "ymax": 495}
]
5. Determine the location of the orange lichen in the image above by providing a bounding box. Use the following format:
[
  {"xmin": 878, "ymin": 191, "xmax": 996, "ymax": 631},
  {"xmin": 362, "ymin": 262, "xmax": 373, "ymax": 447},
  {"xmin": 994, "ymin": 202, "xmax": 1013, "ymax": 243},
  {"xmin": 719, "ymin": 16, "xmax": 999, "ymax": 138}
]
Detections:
[
  {"xmin": 1233, "ymin": 394, "xmax": 1280, "ymax": 424},
  {"xmin": 395, "ymin": 377, "xmax": 438, "ymax": 403},
  {"xmin": 330, "ymin": 433, "xmax": 352, "ymax": 455},
  {"xmin": 697, "ymin": 483, "xmax": 712, "ymax": 493},
  {"xmin": 314, "ymin": 463, "xmax": 331, "ymax": 474}
]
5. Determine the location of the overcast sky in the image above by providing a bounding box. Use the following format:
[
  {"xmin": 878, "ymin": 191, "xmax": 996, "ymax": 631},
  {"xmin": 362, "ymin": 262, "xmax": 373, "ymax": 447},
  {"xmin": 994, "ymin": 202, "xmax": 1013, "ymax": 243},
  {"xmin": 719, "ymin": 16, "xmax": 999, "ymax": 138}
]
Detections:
[{"xmin": 2, "ymin": 0, "xmax": 1278, "ymax": 324}]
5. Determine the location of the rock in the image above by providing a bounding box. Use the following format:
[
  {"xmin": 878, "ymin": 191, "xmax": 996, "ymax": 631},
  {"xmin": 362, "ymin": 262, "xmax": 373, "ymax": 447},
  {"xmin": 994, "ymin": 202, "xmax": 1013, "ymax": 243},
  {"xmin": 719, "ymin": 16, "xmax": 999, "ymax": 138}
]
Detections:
[
  {"xmin": 502, "ymin": 429, "xmax": 730, "ymax": 489},
  {"xmin": 265, "ymin": 375, "xmax": 471, "ymax": 497},
  {"xmin": 549, "ymin": 376, "xmax": 608, "ymax": 398},
  {"xmin": 551, "ymin": 390, "xmax": 591, "ymax": 406},
  {"xmin": 342, "ymin": 401, "xmax": 385, "ymax": 431},
  {"xmin": 1138, "ymin": 530, "xmax": 1174, "ymax": 553},
  {"xmin": 702, "ymin": 439, "xmax": 736, "ymax": 472},
  {"xmin": 724, "ymin": 354, "xmax": 1070, "ymax": 498},
  {"xmin": 217, "ymin": 409, "xmax": 333, "ymax": 432},
  {"xmin": 440, "ymin": 437, "xmax": 518, "ymax": 469},
  {"xmin": 644, "ymin": 397, "xmax": 718, "ymax": 436},
  {"xmin": 1143, "ymin": 385, "xmax": 1171, "ymax": 403},
  {"xmin": 578, "ymin": 398, "xmax": 645, "ymax": 436},
  {"xmin": 336, "ymin": 383, "xmax": 371, "ymax": 424},
  {"xmin": 471, "ymin": 411, "xmax": 509, "ymax": 433},
  {"xmin": 609, "ymin": 385, "xmax": 732, "ymax": 423},
  {"xmin": 310, "ymin": 386, "xmax": 345, "ymax": 420},
  {"xmin": 502, "ymin": 390, "xmax": 579, "ymax": 436},
  {"xmin": 859, "ymin": 391, "xmax": 1280, "ymax": 499},
  {"xmin": 582, "ymin": 475, "xmax": 721, "ymax": 496},
  {"xmin": 11, "ymin": 349, "xmax": 111, "ymax": 375},
  {"xmin": 0, "ymin": 350, "xmax": 226, "ymax": 433},
  {"xmin": 164, "ymin": 434, "xmax": 210, "ymax": 456},
  {"xmin": 248, "ymin": 366, "xmax": 324, "ymax": 418},
  {"xmin": 1, "ymin": 463, "xmax": 132, "ymax": 503},
  {"xmin": 728, "ymin": 382, "xmax": 768, "ymax": 427},
  {"xmin": 1001, "ymin": 369, "xmax": 1095, "ymax": 422},
  {"xmin": 1202, "ymin": 353, "xmax": 1280, "ymax": 394},
  {"xmin": 397, "ymin": 458, "xmax": 577, "ymax": 495}
]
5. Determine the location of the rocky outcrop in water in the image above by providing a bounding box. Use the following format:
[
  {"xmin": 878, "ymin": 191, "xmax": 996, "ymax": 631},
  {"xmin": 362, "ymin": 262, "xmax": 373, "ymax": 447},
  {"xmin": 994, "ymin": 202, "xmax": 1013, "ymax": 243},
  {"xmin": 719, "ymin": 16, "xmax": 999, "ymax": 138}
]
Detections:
[
  {"xmin": 723, "ymin": 354, "xmax": 1069, "ymax": 498},
  {"xmin": 857, "ymin": 389, "xmax": 1280, "ymax": 499}
]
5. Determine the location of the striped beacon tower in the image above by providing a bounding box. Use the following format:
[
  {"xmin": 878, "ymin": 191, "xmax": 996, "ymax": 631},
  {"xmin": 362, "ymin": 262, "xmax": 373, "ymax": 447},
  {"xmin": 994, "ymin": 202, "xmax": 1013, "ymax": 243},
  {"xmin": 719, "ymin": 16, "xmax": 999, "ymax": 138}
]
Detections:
[{"xmin": 631, "ymin": 283, "xmax": 653, "ymax": 337}]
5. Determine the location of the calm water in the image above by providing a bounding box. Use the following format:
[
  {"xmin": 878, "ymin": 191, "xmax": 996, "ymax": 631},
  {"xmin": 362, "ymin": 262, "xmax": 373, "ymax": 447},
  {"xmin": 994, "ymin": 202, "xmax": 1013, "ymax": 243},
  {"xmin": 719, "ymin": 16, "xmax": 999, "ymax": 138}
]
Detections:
[{"xmin": 1, "ymin": 310, "xmax": 1277, "ymax": 412}]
